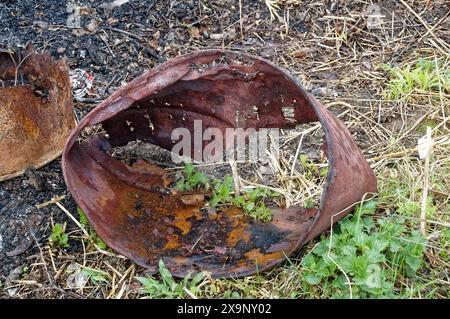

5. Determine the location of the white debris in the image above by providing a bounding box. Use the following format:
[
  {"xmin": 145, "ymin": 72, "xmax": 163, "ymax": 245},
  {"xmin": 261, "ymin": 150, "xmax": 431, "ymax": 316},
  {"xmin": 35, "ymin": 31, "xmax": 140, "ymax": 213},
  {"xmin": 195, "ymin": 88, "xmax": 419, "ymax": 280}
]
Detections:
[
  {"xmin": 66, "ymin": 263, "xmax": 88, "ymax": 289},
  {"xmin": 210, "ymin": 33, "xmax": 224, "ymax": 40},
  {"xmin": 99, "ymin": 0, "xmax": 130, "ymax": 10},
  {"xmin": 418, "ymin": 126, "xmax": 433, "ymax": 160},
  {"xmin": 69, "ymin": 69, "xmax": 94, "ymax": 101},
  {"xmin": 311, "ymin": 86, "xmax": 338, "ymax": 98},
  {"xmin": 5, "ymin": 267, "xmax": 22, "ymax": 297}
]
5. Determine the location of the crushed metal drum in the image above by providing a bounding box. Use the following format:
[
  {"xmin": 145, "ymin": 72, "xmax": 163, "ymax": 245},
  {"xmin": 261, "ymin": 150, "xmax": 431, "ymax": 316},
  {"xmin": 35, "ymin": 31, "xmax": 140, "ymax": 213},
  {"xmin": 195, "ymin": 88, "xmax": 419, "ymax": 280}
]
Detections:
[
  {"xmin": 0, "ymin": 47, "xmax": 74, "ymax": 181},
  {"xmin": 62, "ymin": 50, "xmax": 377, "ymax": 278}
]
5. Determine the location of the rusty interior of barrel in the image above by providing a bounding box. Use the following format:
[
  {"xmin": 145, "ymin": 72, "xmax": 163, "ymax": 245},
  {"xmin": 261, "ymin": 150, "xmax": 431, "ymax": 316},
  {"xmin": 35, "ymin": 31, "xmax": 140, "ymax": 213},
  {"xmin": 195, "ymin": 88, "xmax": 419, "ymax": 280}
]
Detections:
[
  {"xmin": 62, "ymin": 50, "xmax": 377, "ymax": 278},
  {"xmin": 0, "ymin": 47, "xmax": 74, "ymax": 181}
]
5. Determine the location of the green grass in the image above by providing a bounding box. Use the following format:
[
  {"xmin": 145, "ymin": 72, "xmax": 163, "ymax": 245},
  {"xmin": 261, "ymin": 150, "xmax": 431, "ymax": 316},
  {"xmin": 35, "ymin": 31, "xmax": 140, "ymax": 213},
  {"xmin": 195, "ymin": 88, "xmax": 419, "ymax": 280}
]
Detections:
[
  {"xmin": 81, "ymin": 267, "xmax": 109, "ymax": 285},
  {"xmin": 299, "ymin": 154, "xmax": 328, "ymax": 179},
  {"xmin": 175, "ymin": 163, "xmax": 209, "ymax": 191},
  {"xmin": 232, "ymin": 187, "xmax": 280, "ymax": 222},
  {"xmin": 208, "ymin": 175, "xmax": 234, "ymax": 207},
  {"xmin": 175, "ymin": 163, "xmax": 279, "ymax": 222},
  {"xmin": 77, "ymin": 207, "xmax": 108, "ymax": 250},
  {"xmin": 298, "ymin": 200, "xmax": 427, "ymax": 298},
  {"xmin": 49, "ymin": 209, "xmax": 109, "ymax": 251},
  {"xmin": 136, "ymin": 260, "xmax": 206, "ymax": 298},
  {"xmin": 383, "ymin": 58, "xmax": 449, "ymax": 99},
  {"xmin": 50, "ymin": 223, "xmax": 69, "ymax": 248}
]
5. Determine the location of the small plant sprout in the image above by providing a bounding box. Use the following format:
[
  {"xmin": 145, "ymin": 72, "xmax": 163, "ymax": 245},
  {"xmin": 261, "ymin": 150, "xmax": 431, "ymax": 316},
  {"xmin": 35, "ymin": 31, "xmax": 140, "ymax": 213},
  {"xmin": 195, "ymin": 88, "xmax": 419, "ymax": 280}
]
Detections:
[
  {"xmin": 77, "ymin": 207, "xmax": 108, "ymax": 250},
  {"xmin": 209, "ymin": 178, "xmax": 279, "ymax": 222},
  {"xmin": 50, "ymin": 223, "xmax": 69, "ymax": 248},
  {"xmin": 81, "ymin": 267, "xmax": 109, "ymax": 285},
  {"xmin": 175, "ymin": 162, "xmax": 209, "ymax": 191},
  {"xmin": 233, "ymin": 187, "xmax": 280, "ymax": 222},
  {"xmin": 136, "ymin": 259, "xmax": 206, "ymax": 298},
  {"xmin": 175, "ymin": 163, "xmax": 280, "ymax": 222},
  {"xmin": 209, "ymin": 175, "xmax": 234, "ymax": 208},
  {"xmin": 383, "ymin": 58, "xmax": 449, "ymax": 99}
]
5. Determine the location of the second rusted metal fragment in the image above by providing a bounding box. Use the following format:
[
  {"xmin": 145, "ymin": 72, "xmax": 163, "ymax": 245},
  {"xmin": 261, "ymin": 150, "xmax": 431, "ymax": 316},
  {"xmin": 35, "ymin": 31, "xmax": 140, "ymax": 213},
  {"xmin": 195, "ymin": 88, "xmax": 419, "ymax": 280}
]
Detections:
[{"xmin": 0, "ymin": 47, "xmax": 74, "ymax": 181}]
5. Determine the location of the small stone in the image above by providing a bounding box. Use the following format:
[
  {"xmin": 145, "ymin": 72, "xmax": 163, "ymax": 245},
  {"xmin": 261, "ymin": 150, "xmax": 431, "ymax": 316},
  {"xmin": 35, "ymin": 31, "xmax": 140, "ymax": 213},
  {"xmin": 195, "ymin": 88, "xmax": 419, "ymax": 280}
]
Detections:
[
  {"xmin": 188, "ymin": 27, "xmax": 200, "ymax": 38},
  {"xmin": 180, "ymin": 194, "xmax": 205, "ymax": 206},
  {"xmin": 72, "ymin": 28, "xmax": 90, "ymax": 37},
  {"xmin": 210, "ymin": 33, "xmax": 224, "ymax": 40},
  {"xmin": 66, "ymin": 263, "xmax": 88, "ymax": 289},
  {"xmin": 86, "ymin": 19, "xmax": 99, "ymax": 33},
  {"xmin": 5, "ymin": 267, "xmax": 22, "ymax": 296},
  {"xmin": 106, "ymin": 17, "xmax": 119, "ymax": 25},
  {"xmin": 261, "ymin": 46, "xmax": 275, "ymax": 58},
  {"xmin": 362, "ymin": 60, "xmax": 372, "ymax": 70},
  {"xmin": 56, "ymin": 47, "xmax": 66, "ymax": 54},
  {"xmin": 25, "ymin": 169, "xmax": 44, "ymax": 192},
  {"xmin": 311, "ymin": 86, "xmax": 338, "ymax": 98},
  {"xmin": 292, "ymin": 49, "xmax": 310, "ymax": 59},
  {"xmin": 99, "ymin": 0, "xmax": 130, "ymax": 10},
  {"xmin": 113, "ymin": 38, "xmax": 125, "ymax": 46}
]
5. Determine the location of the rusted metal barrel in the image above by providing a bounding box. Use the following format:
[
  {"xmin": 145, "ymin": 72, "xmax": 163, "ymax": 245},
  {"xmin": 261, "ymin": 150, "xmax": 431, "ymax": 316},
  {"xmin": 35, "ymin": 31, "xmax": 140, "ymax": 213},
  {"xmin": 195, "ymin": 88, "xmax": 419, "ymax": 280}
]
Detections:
[
  {"xmin": 62, "ymin": 50, "xmax": 376, "ymax": 278},
  {"xmin": 0, "ymin": 47, "xmax": 74, "ymax": 181}
]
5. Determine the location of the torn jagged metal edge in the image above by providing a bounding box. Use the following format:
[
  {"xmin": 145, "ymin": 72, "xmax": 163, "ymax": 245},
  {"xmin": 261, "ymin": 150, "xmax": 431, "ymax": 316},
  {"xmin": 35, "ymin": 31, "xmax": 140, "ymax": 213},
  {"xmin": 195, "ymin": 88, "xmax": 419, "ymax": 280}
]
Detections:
[
  {"xmin": 0, "ymin": 47, "xmax": 75, "ymax": 181},
  {"xmin": 62, "ymin": 50, "xmax": 377, "ymax": 278}
]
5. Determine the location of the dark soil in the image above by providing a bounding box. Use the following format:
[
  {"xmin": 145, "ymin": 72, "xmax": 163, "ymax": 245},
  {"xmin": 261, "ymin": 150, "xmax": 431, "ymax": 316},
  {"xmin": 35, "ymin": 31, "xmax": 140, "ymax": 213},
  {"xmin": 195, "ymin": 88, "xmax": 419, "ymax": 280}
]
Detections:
[{"xmin": 0, "ymin": 162, "xmax": 79, "ymax": 279}]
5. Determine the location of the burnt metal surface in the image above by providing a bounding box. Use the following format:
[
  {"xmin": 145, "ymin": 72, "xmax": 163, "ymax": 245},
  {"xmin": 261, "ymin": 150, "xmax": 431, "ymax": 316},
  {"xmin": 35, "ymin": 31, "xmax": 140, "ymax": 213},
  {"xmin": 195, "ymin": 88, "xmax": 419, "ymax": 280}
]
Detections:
[
  {"xmin": 62, "ymin": 50, "xmax": 377, "ymax": 278},
  {"xmin": 0, "ymin": 47, "xmax": 74, "ymax": 181}
]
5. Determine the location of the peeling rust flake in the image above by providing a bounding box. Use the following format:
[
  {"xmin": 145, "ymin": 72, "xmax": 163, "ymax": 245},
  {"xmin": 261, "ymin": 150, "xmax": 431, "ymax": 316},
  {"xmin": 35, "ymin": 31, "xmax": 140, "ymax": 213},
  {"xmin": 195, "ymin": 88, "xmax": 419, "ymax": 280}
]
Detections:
[
  {"xmin": 62, "ymin": 50, "xmax": 377, "ymax": 278},
  {"xmin": 0, "ymin": 46, "xmax": 75, "ymax": 181}
]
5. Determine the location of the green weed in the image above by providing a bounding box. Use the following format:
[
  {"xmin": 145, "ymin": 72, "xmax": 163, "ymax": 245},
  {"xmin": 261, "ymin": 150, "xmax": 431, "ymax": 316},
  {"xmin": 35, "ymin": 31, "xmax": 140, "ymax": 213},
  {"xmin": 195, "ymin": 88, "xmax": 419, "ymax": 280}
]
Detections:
[
  {"xmin": 77, "ymin": 207, "xmax": 108, "ymax": 250},
  {"xmin": 233, "ymin": 187, "xmax": 280, "ymax": 222},
  {"xmin": 81, "ymin": 267, "xmax": 109, "ymax": 285},
  {"xmin": 383, "ymin": 58, "xmax": 449, "ymax": 99},
  {"xmin": 209, "ymin": 176, "xmax": 278, "ymax": 222},
  {"xmin": 175, "ymin": 162, "xmax": 209, "ymax": 191},
  {"xmin": 299, "ymin": 200, "xmax": 427, "ymax": 298},
  {"xmin": 175, "ymin": 163, "xmax": 279, "ymax": 222},
  {"xmin": 209, "ymin": 175, "xmax": 234, "ymax": 207},
  {"xmin": 136, "ymin": 259, "xmax": 205, "ymax": 298},
  {"xmin": 50, "ymin": 223, "xmax": 69, "ymax": 248}
]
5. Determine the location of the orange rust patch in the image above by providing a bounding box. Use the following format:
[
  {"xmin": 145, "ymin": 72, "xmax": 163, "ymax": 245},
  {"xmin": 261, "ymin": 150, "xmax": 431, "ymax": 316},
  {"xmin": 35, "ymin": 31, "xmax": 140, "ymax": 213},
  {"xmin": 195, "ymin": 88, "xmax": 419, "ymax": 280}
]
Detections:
[
  {"xmin": 173, "ymin": 220, "xmax": 191, "ymax": 235},
  {"xmin": 131, "ymin": 159, "xmax": 167, "ymax": 175},
  {"xmin": 222, "ymin": 207, "xmax": 250, "ymax": 247},
  {"xmin": 227, "ymin": 227, "xmax": 251, "ymax": 247},
  {"xmin": 174, "ymin": 207, "xmax": 202, "ymax": 220},
  {"xmin": 22, "ymin": 115, "xmax": 40, "ymax": 139},
  {"xmin": 207, "ymin": 211, "xmax": 222, "ymax": 220},
  {"xmin": 223, "ymin": 207, "xmax": 245, "ymax": 225},
  {"xmin": 172, "ymin": 207, "xmax": 202, "ymax": 234},
  {"xmin": 130, "ymin": 159, "xmax": 173, "ymax": 186},
  {"xmin": 244, "ymin": 249, "xmax": 284, "ymax": 266},
  {"xmin": 164, "ymin": 235, "xmax": 181, "ymax": 250}
]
